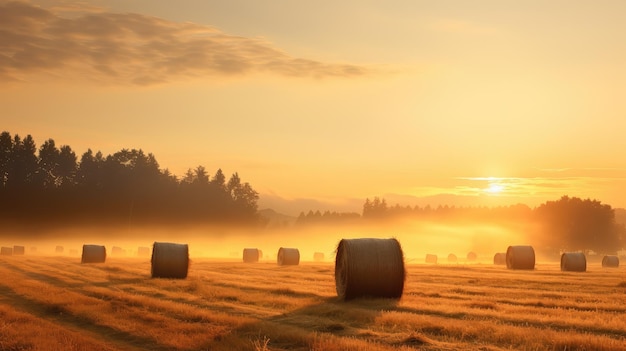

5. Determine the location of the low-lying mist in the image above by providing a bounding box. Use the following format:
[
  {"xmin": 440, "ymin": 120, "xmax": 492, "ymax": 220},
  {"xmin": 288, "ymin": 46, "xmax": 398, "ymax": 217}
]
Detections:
[{"xmin": 1, "ymin": 218, "xmax": 542, "ymax": 263}]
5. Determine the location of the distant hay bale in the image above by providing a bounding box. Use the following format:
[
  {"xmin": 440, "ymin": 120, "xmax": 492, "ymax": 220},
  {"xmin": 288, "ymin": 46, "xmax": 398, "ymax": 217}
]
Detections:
[
  {"xmin": 335, "ymin": 238, "xmax": 405, "ymax": 300},
  {"xmin": 55, "ymin": 246, "xmax": 64, "ymax": 254},
  {"xmin": 425, "ymin": 254, "xmax": 437, "ymax": 264},
  {"xmin": 561, "ymin": 252, "xmax": 587, "ymax": 272},
  {"xmin": 466, "ymin": 251, "xmax": 477, "ymax": 261},
  {"xmin": 277, "ymin": 247, "xmax": 300, "ymax": 266},
  {"xmin": 506, "ymin": 245, "xmax": 535, "ymax": 270},
  {"xmin": 137, "ymin": 246, "xmax": 151, "ymax": 257},
  {"xmin": 81, "ymin": 245, "xmax": 106, "ymax": 264},
  {"xmin": 13, "ymin": 246, "xmax": 25, "ymax": 255},
  {"xmin": 313, "ymin": 252, "xmax": 325, "ymax": 262},
  {"xmin": 447, "ymin": 254, "xmax": 457, "ymax": 263},
  {"xmin": 602, "ymin": 255, "xmax": 620, "ymax": 268},
  {"xmin": 493, "ymin": 252, "xmax": 506, "ymax": 265},
  {"xmin": 243, "ymin": 248, "xmax": 261, "ymax": 263},
  {"xmin": 111, "ymin": 246, "xmax": 124, "ymax": 256},
  {"xmin": 151, "ymin": 242, "xmax": 189, "ymax": 279},
  {"xmin": 1, "ymin": 247, "xmax": 13, "ymax": 256}
]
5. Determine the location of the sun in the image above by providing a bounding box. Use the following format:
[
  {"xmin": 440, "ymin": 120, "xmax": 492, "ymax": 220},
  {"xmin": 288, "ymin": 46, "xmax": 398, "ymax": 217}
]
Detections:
[{"xmin": 486, "ymin": 183, "xmax": 504, "ymax": 194}]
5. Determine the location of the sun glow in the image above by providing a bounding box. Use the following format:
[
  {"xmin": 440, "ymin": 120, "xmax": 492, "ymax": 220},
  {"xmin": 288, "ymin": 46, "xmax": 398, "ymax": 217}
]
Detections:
[{"xmin": 486, "ymin": 183, "xmax": 504, "ymax": 194}]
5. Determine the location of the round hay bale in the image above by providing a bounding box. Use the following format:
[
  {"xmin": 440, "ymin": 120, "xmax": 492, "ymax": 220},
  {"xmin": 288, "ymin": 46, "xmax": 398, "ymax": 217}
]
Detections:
[
  {"xmin": 335, "ymin": 238, "xmax": 405, "ymax": 300},
  {"xmin": 313, "ymin": 252, "xmax": 325, "ymax": 262},
  {"xmin": 55, "ymin": 246, "xmax": 64, "ymax": 253},
  {"xmin": 243, "ymin": 248, "xmax": 261, "ymax": 263},
  {"xmin": 151, "ymin": 242, "xmax": 189, "ymax": 279},
  {"xmin": 466, "ymin": 251, "xmax": 477, "ymax": 261},
  {"xmin": 277, "ymin": 247, "xmax": 300, "ymax": 266},
  {"xmin": 493, "ymin": 252, "xmax": 506, "ymax": 265},
  {"xmin": 561, "ymin": 252, "xmax": 586, "ymax": 272},
  {"xmin": 602, "ymin": 255, "xmax": 619, "ymax": 268},
  {"xmin": 111, "ymin": 246, "xmax": 124, "ymax": 256},
  {"xmin": 137, "ymin": 246, "xmax": 151, "ymax": 257},
  {"xmin": 447, "ymin": 253, "xmax": 457, "ymax": 263},
  {"xmin": 13, "ymin": 246, "xmax": 25, "ymax": 256},
  {"xmin": 425, "ymin": 254, "xmax": 437, "ymax": 264},
  {"xmin": 506, "ymin": 245, "xmax": 535, "ymax": 270},
  {"xmin": 81, "ymin": 245, "xmax": 106, "ymax": 264},
  {"xmin": 1, "ymin": 247, "xmax": 13, "ymax": 256}
]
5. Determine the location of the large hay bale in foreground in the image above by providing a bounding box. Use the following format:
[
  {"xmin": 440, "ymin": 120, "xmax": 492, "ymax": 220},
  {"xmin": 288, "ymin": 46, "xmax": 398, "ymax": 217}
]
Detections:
[
  {"xmin": 447, "ymin": 253, "xmax": 457, "ymax": 263},
  {"xmin": 602, "ymin": 255, "xmax": 619, "ymax": 268},
  {"xmin": 493, "ymin": 252, "xmax": 506, "ymax": 265},
  {"xmin": 506, "ymin": 245, "xmax": 535, "ymax": 270},
  {"xmin": 335, "ymin": 238, "xmax": 405, "ymax": 300},
  {"xmin": 13, "ymin": 246, "xmax": 25, "ymax": 255},
  {"xmin": 277, "ymin": 247, "xmax": 300, "ymax": 266},
  {"xmin": 151, "ymin": 242, "xmax": 189, "ymax": 279},
  {"xmin": 466, "ymin": 251, "xmax": 477, "ymax": 261},
  {"xmin": 243, "ymin": 248, "xmax": 261, "ymax": 263},
  {"xmin": 137, "ymin": 246, "xmax": 151, "ymax": 257},
  {"xmin": 1, "ymin": 247, "xmax": 13, "ymax": 256},
  {"xmin": 313, "ymin": 252, "xmax": 325, "ymax": 262},
  {"xmin": 81, "ymin": 245, "xmax": 106, "ymax": 264},
  {"xmin": 561, "ymin": 252, "xmax": 586, "ymax": 272},
  {"xmin": 425, "ymin": 254, "xmax": 437, "ymax": 264}
]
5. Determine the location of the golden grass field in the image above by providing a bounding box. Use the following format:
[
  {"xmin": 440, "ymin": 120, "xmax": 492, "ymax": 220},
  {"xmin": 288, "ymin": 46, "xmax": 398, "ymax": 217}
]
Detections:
[{"xmin": 0, "ymin": 254, "xmax": 625, "ymax": 351}]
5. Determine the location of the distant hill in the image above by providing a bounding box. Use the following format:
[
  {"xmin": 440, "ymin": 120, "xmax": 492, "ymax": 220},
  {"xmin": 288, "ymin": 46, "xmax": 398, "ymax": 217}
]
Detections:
[{"xmin": 258, "ymin": 208, "xmax": 297, "ymax": 227}]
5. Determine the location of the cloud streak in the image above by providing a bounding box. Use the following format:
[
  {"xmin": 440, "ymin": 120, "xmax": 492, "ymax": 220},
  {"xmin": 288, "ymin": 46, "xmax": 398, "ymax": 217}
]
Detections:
[{"xmin": 0, "ymin": 1, "xmax": 369, "ymax": 85}]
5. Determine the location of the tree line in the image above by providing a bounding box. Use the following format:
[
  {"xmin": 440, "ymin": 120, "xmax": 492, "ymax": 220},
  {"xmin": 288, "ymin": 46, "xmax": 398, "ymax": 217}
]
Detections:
[{"xmin": 0, "ymin": 131, "xmax": 259, "ymax": 230}]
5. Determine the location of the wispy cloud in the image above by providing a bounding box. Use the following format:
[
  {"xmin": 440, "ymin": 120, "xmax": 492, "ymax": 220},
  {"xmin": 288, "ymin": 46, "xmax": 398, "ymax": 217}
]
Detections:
[{"xmin": 0, "ymin": 1, "xmax": 370, "ymax": 85}]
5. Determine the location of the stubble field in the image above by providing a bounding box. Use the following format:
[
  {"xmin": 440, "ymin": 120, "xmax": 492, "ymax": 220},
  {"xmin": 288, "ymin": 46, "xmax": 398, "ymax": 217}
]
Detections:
[{"xmin": 0, "ymin": 254, "xmax": 625, "ymax": 351}]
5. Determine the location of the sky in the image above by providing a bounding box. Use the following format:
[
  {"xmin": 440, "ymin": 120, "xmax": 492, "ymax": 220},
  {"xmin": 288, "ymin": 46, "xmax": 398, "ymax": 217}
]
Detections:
[{"xmin": 2, "ymin": 0, "xmax": 626, "ymax": 216}]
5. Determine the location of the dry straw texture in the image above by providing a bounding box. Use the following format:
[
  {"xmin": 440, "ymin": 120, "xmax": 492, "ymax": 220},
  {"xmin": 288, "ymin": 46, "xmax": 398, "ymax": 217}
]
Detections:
[
  {"xmin": 601, "ymin": 255, "xmax": 619, "ymax": 268},
  {"xmin": 561, "ymin": 252, "xmax": 587, "ymax": 272},
  {"xmin": 425, "ymin": 254, "xmax": 437, "ymax": 264},
  {"xmin": 506, "ymin": 245, "xmax": 535, "ymax": 270},
  {"xmin": 334, "ymin": 238, "xmax": 405, "ymax": 300},
  {"xmin": 277, "ymin": 247, "xmax": 300, "ymax": 266},
  {"xmin": 313, "ymin": 252, "xmax": 325, "ymax": 262},
  {"xmin": 12, "ymin": 246, "xmax": 25, "ymax": 255},
  {"xmin": 151, "ymin": 242, "xmax": 189, "ymax": 279},
  {"xmin": 242, "ymin": 248, "xmax": 260, "ymax": 263},
  {"xmin": 81, "ymin": 245, "xmax": 106, "ymax": 264},
  {"xmin": 493, "ymin": 252, "xmax": 506, "ymax": 265},
  {"xmin": 466, "ymin": 251, "xmax": 477, "ymax": 261},
  {"xmin": 447, "ymin": 253, "xmax": 457, "ymax": 262},
  {"xmin": 137, "ymin": 246, "xmax": 151, "ymax": 257},
  {"xmin": 1, "ymin": 247, "xmax": 13, "ymax": 256}
]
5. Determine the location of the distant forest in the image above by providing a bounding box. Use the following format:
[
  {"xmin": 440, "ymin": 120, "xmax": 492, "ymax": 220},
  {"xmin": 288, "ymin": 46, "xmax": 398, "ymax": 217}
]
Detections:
[{"xmin": 0, "ymin": 131, "xmax": 259, "ymax": 229}]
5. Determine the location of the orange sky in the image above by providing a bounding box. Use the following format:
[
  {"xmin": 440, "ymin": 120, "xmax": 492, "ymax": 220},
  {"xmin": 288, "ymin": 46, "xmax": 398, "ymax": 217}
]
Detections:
[{"xmin": 2, "ymin": 0, "xmax": 626, "ymax": 215}]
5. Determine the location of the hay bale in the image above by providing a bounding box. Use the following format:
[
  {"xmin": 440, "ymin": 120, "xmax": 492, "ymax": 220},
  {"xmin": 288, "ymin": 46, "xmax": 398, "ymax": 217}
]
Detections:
[
  {"xmin": 13, "ymin": 246, "xmax": 25, "ymax": 255},
  {"xmin": 493, "ymin": 252, "xmax": 506, "ymax": 265},
  {"xmin": 335, "ymin": 238, "xmax": 405, "ymax": 300},
  {"xmin": 602, "ymin": 255, "xmax": 619, "ymax": 268},
  {"xmin": 1, "ymin": 247, "xmax": 13, "ymax": 256},
  {"xmin": 447, "ymin": 253, "xmax": 457, "ymax": 263},
  {"xmin": 313, "ymin": 252, "xmax": 325, "ymax": 262},
  {"xmin": 506, "ymin": 245, "xmax": 535, "ymax": 270},
  {"xmin": 81, "ymin": 245, "xmax": 106, "ymax": 264},
  {"xmin": 111, "ymin": 246, "xmax": 124, "ymax": 256},
  {"xmin": 55, "ymin": 245, "xmax": 64, "ymax": 253},
  {"xmin": 277, "ymin": 247, "xmax": 300, "ymax": 266},
  {"xmin": 151, "ymin": 242, "xmax": 189, "ymax": 279},
  {"xmin": 561, "ymin": 252, "xmax": 586, "ymax": 272},
  {"xmin": 425, "ymin": 254, "xmax": 437, "ymax": 264},
  {"xmin": 137, "ymin": 246, "xmax": 151, "ymax": 257},
  {"xmin": 243, "ymin": 248, "xmax": 261, "ymax": 263},
  {"xmin": 466, "ymin": 251, "xmax": 477, "ymax": 261}
]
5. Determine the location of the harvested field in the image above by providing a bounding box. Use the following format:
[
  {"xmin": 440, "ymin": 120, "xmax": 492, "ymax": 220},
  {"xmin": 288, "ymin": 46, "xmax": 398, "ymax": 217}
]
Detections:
[{"xmin": 0, "ymin": 255, "xmax": 625, "ymax": 351}]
